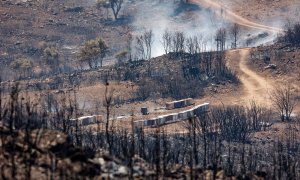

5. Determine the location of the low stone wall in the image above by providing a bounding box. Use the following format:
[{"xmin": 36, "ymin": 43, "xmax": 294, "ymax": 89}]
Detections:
[
  {"xmin": 166, "ymin": 98, "xmax": 193, "ymax": 110},
  {"xmin": 134, "ymin": 103, "xmax": 209, "ymax": 128},
  {"xmin": 69, "ymin": 115, "xmax": 103, "ymax": 126}
]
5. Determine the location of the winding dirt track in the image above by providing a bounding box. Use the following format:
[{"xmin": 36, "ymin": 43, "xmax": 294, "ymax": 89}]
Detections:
[
  {"xmin": 227, "ymin": 49, "xmax": 274, "ymax": 106},
  {"xmin": 191, "ymin": 0, "xmax": 283, "ymax": 33},
  {"xmin": 190, "ymin": 0, "xmax": 280, "ymax": 106}
]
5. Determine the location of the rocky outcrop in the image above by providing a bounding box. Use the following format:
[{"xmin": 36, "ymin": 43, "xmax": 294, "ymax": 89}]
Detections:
[
  {"xmin": 0, "ymin": 123, "xmax": 156, "ymax": 179},
  {"xmin": 0, "ymin": 123, "xmax": 267, "ymax": 179}
]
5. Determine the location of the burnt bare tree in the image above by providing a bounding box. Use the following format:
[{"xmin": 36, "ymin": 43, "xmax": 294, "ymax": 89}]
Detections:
[
  {"xmin": 172, "ymin": 31, "xmax": 185, "ymax": 55},
  {"xmin": 247, "ymin": 101, "xmax": 263, "ymax": 131},
  {"xmin": 230, "ymin": 23, "xmax": 240, "ymax": 49},
  {"xmin": 211, "ymin": 106, "xmax": 252, "ymax": 142},
  {"xmin": 161, "ymin": 29, "xmax": 172, "ymax": 55},
  {"xmin": 134, "ymin": 30, "xmax": 153, "ymax": 60},
  {"xmin": 215, "ymin": 28, "xmax": 227, "ymax": 75},
  {"xmin": 103, "ymin": 77, "xmax": 115, "ymax": 153},
  {"xmin": 280, "ymin": 22, "xmax": 300, "ymax": 46},
  {"xmin": 110, "ymin": 0, "xmax": 124, "ymax": 20},
  {"xmin": 135, "ymin": 35, "xmax": 146, "ymax": 60},
  {"xmin": 215, "ymin": 28, "xmax": 227, "ymax": 52},
  {"xmin": 270, "ymin": 84, "xmax": 298, "ymax": 121},
  {"xmin": 143, "ymin": 30, "xmax": 154, "ymax": 60},
  {"xmin": 185, "ymin": 36, "xmax": 195, "ymax": 55}
]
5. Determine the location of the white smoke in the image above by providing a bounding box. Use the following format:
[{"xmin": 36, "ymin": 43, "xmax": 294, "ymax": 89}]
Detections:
[
  {"xmin": 129, "ymin": 0, "xmax": 286, "ymax": 57},
  {"xmin": 130, "ymin": 0, "xmax": 230, "ymax": 57}
]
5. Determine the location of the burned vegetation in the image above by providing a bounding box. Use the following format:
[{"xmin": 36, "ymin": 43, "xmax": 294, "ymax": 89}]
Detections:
[
  {"xmin": 0, "ymin": 83, "xmax": 300, "ymax": 179},
  {"xmin": 1, "ymin": 0, "xmax": 300, "ymax": 179},
  {"xmin": 114, "ymin": 49, "xmax": 239, "ymax": 100}
]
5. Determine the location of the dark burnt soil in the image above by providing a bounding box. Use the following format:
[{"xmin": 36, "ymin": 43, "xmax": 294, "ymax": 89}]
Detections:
[
  {"xmin": 249, "ymin": 44, "xmax": 300, "ymax": 89},
  {"xmin": 0, "ymin": 0, "xmax": 128, "ymax": 80}
]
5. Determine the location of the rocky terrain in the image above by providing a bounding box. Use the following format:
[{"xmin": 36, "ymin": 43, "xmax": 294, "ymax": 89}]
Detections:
[
  {"xmin": 1, "ymin": 0, "xmax": 300, "ymax": 179},
  {"xmin": 1, "ymin": 122, "xmax": 273, "ymax": 179},
  {"xmin": 0, "ymin": 122, "xmax": 155, "ymax": 179}
]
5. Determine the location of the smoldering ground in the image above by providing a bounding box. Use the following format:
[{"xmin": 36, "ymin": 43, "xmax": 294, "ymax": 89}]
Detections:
[{"xmin": 128, "ymin": 0, "xmax": 284, "ymax": 57}]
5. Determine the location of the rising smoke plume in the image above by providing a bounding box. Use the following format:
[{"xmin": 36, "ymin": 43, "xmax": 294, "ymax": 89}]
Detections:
[{"xmin": 128, "ymin": 0, "xmax": 284, "ymax": 58}]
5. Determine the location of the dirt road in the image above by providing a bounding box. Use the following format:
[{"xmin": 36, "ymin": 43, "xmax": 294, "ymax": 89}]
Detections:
[
  {"xmin": 227, "ymin": 49, "xmax": 274, "ymax": 106},
  {"xmin": 191, "ymin": 0, "xmax": 283, "ymax": 33},
  {"xmin": 190, "ymin": 0, "xmax": 280, "ymax": 106}
]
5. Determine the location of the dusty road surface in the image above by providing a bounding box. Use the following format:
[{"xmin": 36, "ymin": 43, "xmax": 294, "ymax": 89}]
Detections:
[
  {"xmin": 227, "ymin": 49, "xmax": 275, "ymax": 106},
  {"xmin": 191, "ymin": 0, "xmax": 283, "ymax": 33},
  {"xmin": 190, "ymin": 0, "xmax": 284, "ymax": 107}
]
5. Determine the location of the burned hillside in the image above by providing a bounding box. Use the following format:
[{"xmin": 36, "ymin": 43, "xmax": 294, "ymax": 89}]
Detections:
[
  {"xmin": 0, "ymin": 0, "xmax": 129, "ymax": 80},
  {"xmin": 0, "ymin": 47, "xmax": 239, "ymax": 104},
  {"xmin": 1, "ymin": 0, "xmax": 300, "ymax": 179},
  {"xmin": 114, "ymin": 51, "xmax": 239, "ymax": 100}
]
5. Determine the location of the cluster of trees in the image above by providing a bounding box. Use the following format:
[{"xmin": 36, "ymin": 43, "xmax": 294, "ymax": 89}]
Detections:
[
  {"xmin": 134, "ymin": 30, "xmax": 154, "ymax": 60},
  {"xmin": 160, "ymin": 24, "xmax": 240, "ymax": 57},
  {"xmin": 1, "ymin": 83, "xmax": 299, "ymax": 179},
  {"xmin": 112, "ymin": 27, "xmax": 238, "ymax": 100},
  {"xmin": 280, "ymin": 22, "xmax": 300, "ymax": 46},
  {"xmin": 132, "ymin": 23, "xmax": 240, "ymax": 61},
  {"xmin": 11, "ymin": 37, "xmax": 110, "ymax": 79},
  {"xmin": 10, "ymin": 58, "xmax": 34, "ymax": 78},
  {"xmin": 161, "ymin": 30, "xmax": 186, "ymax": 55},
  {"xmin": 77, "ymin": 37, "xmax": 109, "ymax": 69},
  {"xmin": 271, "ymin": 83, "xmax": 298, "ymax": 121},
  {"xmin": 10, "ymin": 45, "xmax": 61, "ymax": 80}
]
